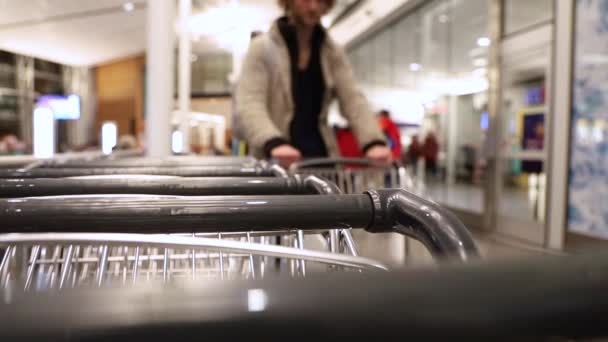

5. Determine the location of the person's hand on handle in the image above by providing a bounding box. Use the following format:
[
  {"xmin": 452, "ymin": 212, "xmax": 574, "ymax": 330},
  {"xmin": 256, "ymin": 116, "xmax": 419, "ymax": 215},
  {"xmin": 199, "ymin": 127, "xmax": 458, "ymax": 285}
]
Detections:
[
  {"xmin": 271, "ymin": 144, "xmax": 302, "ymax": 168},
  {"xmin": 365, "ymin": 145, "xmax": 393, "ymax": 167}
]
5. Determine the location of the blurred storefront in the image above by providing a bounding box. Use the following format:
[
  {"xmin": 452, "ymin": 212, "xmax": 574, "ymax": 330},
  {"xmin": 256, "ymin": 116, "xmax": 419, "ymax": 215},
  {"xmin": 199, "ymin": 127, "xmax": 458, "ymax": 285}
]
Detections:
[
  {"xmin": 346, "ymin": 0, "xmax": 490, "ymax": 216},
  {"xmin": 342, "ymin": 0, "xmax": 566, "ymax": 250},
  {"xmin": 0, "ymin": 50, "xmax": 94, "ymax": 154}
]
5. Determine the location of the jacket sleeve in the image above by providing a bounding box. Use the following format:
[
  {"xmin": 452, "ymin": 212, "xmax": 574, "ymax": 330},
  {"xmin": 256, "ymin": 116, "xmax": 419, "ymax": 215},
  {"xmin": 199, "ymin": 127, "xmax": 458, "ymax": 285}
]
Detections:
[
  {"xmin": 332, "ymin": 46, "xmax": 386, "ymax": 151},
  {"xmin": 235, "ymin": 38, "xmax": 285, "ymax": 152}
]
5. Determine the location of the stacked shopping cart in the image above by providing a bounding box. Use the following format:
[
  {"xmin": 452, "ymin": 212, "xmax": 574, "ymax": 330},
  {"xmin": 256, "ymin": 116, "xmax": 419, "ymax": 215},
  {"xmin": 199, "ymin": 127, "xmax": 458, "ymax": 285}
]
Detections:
[
  {"xmin": 2, "ymin": 153, "xmax": 608, "ymax": 341},
  {"xmin": 0, "ymin": 154, "xmax": 475, "ymax": 290}
]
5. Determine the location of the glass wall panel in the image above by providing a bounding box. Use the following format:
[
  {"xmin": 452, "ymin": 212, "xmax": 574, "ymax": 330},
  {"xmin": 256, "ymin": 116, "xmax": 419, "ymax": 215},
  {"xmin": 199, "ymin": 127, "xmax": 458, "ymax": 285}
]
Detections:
[
  {"xmin": 419, "ymin": 0, "xmax": 449, "ymax": 80},
  {"xmin": 393, "ymin": 12, "xmax": 420, "ymax": 90},
  {"xmin": 374, "ymin": 28, "xmax": 393, "ymax": 87},
  {"xmin": 504, "ymin": 0, "xmax": 553, "ymax": 36},
  {"xmin": 347, "ymin": 0, "xmax": 489, "ymax": 214}
]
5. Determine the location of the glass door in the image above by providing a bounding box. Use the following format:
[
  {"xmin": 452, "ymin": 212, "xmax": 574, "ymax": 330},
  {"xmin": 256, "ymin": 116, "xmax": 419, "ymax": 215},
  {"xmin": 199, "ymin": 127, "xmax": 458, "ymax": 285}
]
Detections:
[{"xmin": 494, "ymin": 13, "xmax": 553, "ymax": 245}]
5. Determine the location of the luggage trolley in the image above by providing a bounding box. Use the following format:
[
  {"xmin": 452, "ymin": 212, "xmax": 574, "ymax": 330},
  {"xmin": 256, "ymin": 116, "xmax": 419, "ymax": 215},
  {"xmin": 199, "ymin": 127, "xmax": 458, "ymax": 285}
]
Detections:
[{"xmin": 0, "ymin": 189, "xmax": 478, "ymax": 290}]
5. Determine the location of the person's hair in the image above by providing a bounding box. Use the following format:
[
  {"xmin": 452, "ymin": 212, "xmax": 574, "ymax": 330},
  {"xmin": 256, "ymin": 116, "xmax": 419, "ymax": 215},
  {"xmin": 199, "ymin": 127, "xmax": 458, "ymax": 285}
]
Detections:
[
  {"xmin": 277, "ymin": 0, "xmax": 336, "ymax": 12},
  {"xmin": 379, "ymin": 109, "xmax": 390, "ymax": 117}
]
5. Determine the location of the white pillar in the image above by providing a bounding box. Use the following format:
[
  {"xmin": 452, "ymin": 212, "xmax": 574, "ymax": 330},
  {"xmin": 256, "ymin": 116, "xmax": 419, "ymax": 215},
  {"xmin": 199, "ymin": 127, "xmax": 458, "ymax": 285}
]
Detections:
[
  {"xmin": 446, "ymin": 95, "xmax": 459, "ymax": 185},
  {"xmin": 546, "ymin": 0, "xmax": 574, "ymax": 251},
  {"xmin": 178, "ymin": 0, "xmax": 192, "ymax": 153},
  {"xmin": 145, "ymin": 0, "xmax": 175, "ymax": 157}
]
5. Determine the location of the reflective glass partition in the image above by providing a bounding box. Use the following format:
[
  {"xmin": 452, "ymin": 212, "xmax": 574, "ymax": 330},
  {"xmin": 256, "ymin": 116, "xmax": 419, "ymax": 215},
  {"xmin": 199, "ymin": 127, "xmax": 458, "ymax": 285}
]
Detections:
[
  {"xmin": 504, "ymin": 0, "xmax": 554, "ymax": 36},
  {"xmin": 348, "ymin": 0, "xmax": 489, "ymax": 215},
  {"xmin": 495, "ymin": 0, "xmax": 554, "ymax": 244}
]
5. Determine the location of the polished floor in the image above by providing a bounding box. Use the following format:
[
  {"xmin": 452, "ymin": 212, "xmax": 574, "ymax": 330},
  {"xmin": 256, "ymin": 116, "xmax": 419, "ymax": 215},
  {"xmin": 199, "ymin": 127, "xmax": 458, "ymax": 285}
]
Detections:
[
  {"xmin": 425, "ymin": 182, "xmax": 542, "ymax": 222},
  {"xmin": 351, "ymin": 230, "xmax": 548, "ymax": 268}
]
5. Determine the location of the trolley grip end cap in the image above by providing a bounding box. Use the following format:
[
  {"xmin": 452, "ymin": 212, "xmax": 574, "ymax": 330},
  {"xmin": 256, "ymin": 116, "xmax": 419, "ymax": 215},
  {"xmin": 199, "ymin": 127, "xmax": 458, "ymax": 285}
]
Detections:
[{"xmin": 364, "ymin": 189, "xmax": 393, "ymax": 233}]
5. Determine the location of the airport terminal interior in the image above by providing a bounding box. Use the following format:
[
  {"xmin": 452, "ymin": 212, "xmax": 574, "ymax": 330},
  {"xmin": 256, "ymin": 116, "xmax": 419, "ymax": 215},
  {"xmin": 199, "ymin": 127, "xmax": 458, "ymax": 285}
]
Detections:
[{"xmin": 0, "ymin": 0, "xmax": 607, "ymax": 340}]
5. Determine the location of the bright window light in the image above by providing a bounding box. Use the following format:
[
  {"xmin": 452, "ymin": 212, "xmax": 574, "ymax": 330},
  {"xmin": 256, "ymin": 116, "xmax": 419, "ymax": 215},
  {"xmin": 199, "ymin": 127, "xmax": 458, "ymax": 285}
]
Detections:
[
  {"xmin": 33, "ymin": 107, "xmax": 54, "ymax": 159},
  {"xmin": 172, "ymin": 130, "xmax": 184, "ymax": 154},
  {"xmin": 477, "ymin": 37, "xmax": 491, "ymax": 47},
  {"xmin": 101, "ymin": 121, "xmax": 117, "ymax": 155}
]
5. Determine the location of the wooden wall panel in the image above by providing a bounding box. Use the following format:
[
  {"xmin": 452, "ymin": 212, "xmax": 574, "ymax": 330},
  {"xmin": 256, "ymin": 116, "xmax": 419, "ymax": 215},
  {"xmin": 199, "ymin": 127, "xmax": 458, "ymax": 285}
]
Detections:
[{"xmin": 95, "ymin": 55, "xmax": 145, "ymax": 142}]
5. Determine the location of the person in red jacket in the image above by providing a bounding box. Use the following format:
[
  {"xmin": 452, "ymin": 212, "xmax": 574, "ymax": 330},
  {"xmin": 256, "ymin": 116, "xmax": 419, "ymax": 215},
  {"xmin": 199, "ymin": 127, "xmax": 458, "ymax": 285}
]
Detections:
[{"xmin": 377, "ymin": 109, "xmax": 402, "ymax": 160}]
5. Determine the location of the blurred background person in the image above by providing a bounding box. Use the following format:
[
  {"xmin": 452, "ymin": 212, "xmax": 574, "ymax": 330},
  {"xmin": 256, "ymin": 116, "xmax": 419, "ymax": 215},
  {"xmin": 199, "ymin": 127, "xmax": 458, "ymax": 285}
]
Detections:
[
  {"xmin": 235, "ymin": 0, "xmax": 392, "ymax": 168},
  {"xmin": 407, "ymin": 134, "xmax": 422, "ymax": 167},
  {"xmin": 0, "ymin": 134, "xmax": 26, "ymax": 155},
  {"xmin": 377, "ymin": 109, "xmax": 402, "ymax": 161},
  {"xmin": 423, "ymin": 132, "xmax": 440, "ymax": 178}
]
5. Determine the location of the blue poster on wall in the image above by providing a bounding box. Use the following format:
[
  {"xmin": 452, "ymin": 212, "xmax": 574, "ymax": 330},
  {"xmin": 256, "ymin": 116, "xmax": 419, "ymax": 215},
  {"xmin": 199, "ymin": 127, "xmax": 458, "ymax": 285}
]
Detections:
[{"xmin": 569, "ymin": 0, "xmax": 608, "ymax": 238}]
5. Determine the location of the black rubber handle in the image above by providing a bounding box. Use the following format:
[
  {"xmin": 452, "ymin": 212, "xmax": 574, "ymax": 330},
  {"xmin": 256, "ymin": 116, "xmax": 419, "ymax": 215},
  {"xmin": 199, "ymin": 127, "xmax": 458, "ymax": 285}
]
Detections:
[
  {"xmin": 41, "ymin": 156, "xmax": 258, "ymax": 168},
  {"xmin": 289, "ymin": 158, "xmax": 373, "ymax": 171},
  {"xmin": 0, "ymin": 177, "xmax": 305, "ymax": 197},
  {"xmin": 0, "ymin": 175, "xmax": 338, "ymax": 197},
  {"xmin": 0, "ymin": 188, "xmax": 478, "ymax": 261},
  {"xmin": 0, "ymin": 165, "xmax": 276, "ymax": 178},
  {"xmin": 0, "ymin": 194, "xmax": 375, "ymax": 233},
  {"xmin": 3, "ymin": 250, "xmax": 608, "ymax": 340}
]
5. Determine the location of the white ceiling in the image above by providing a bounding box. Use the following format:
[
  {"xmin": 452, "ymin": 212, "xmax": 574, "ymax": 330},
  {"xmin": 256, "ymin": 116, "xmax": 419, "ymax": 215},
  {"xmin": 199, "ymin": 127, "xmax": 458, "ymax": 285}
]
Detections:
[
  {"xmin": 0, "ymin": 0, "xmax": 357, "ymax": 67},
  {"xmin": 0, "ymin": 0, "xmax": 147, "ymax": 66}
]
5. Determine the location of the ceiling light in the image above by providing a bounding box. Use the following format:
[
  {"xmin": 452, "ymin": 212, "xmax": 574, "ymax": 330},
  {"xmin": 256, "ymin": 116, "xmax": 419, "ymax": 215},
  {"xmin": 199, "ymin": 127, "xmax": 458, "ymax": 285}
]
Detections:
[
  {"xmin": 123, "ymin": 2, "xmax": 135, "ymax": 12},
  {"xmin": 409, "ymin": 63, "xmax": 422, "ymax": 72},
  {"xmin": 477, "ymin": 37, "xmax": 491, "ymax": 47}
]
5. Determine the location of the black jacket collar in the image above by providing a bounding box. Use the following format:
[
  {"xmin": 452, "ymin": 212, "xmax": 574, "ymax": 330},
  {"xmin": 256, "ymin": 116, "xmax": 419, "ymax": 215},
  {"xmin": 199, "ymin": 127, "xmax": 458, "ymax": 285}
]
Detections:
[{"xmin": 276, "ymin": 16, "xmax": 326, "ymax": 67}]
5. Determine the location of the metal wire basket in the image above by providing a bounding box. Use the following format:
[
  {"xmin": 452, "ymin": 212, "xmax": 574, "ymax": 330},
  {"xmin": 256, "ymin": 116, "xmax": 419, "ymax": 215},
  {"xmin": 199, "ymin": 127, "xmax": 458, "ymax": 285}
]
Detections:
[
  {"xmin": 0, "ymin": 231, "xmax": 380, "ymax": 290},
  {"xmin": 289, "ymin": 158, "xmax": 425, "ymax": 196}
]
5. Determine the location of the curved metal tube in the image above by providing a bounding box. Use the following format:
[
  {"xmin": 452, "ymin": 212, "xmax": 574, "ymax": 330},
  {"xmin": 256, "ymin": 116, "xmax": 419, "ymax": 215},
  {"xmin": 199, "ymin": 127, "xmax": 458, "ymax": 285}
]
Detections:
[
  {"xmin": 0, "ymin": 165, "xmax": 275, "ymax": 178},
  {"xmin": 366, "ymin": 189, "xmax": 479, "ymax": 261},
  {"xmin": 302, "ymin": 174, "xmax": 342, "ymax": 195}
]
